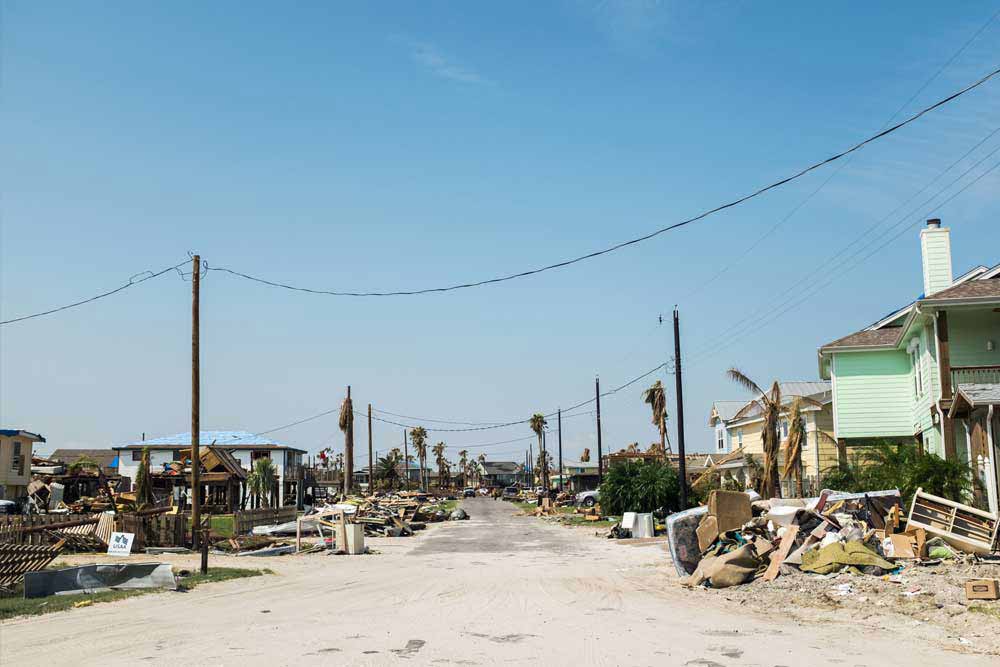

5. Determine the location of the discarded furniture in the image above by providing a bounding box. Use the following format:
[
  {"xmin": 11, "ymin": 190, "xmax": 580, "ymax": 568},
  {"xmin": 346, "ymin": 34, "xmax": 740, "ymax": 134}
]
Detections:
[{"xmin": 907, "ymin": 488, "xmax": 999, "ymax": 555}]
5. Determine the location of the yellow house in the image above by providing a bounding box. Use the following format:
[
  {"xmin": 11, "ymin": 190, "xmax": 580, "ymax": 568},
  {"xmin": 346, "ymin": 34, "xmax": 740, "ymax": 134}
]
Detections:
[
  {"xmin": 709, "ymin": 382, "xmax": 837, "ymax": 492},
  {"xmin": 0, "ymin": 429, "xmax": 46, "ymax": 500}
]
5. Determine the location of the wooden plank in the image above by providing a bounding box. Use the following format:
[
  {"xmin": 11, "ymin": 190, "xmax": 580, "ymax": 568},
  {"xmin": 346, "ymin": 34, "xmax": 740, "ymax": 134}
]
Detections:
[{"xmin": 762, "ymin": 525, "xmax": 799, "ymax": 582}]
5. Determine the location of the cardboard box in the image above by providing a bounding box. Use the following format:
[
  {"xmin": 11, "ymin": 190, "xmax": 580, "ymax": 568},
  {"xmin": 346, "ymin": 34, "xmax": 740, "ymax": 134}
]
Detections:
[
  {"xmin": 696, "ymin": 514, "xmax": 719, "ymax": 552},
  {"xmin": 965, "ymin": 579, "xmax": 1000, "ymax": 601},
  {"xmin": 707, "ymin": 490, "xmax": 751, "ymax": 533}
]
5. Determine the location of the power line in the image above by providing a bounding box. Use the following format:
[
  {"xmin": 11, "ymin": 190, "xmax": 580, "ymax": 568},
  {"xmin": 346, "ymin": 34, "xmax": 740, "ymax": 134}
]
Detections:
[
  {"xmin": 205, "ymin": 65, "xmax": 1000, "ymax": 298},
  {"xmin": 1, "ymin": 260, "xmax": 190, "ymax": 325},
  {"xmin": 684, "ymin": 138, "xmax": 1000, "ymax": 369},
  {"xmin": 683, "ymin": 9, "xmax": 1000, "ymax": 301}
]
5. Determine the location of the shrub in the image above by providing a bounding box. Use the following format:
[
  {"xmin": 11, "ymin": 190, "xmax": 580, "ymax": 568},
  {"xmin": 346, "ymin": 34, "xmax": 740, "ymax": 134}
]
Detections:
[
  {"xmin": 819, "ymin": 441, "xmax": 975, "ymax": 507},
  {"xmin": 599, "ymin": 460, "xmax": 681, "ymax": 515}
]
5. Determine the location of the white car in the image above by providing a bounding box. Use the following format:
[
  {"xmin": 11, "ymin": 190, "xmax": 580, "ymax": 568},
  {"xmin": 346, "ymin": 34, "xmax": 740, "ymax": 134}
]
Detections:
[{"xmin": 576, "ymin": 490, "xmax": 600, "ymax": 507}]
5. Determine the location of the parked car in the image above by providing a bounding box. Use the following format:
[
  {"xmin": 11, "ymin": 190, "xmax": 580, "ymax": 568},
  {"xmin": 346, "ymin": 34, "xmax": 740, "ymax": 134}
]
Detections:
[
  {"xmin": 0, "ymin": 499, "xmax": 19, "ymax": 515},
  {"xmin": 463, "ymin": 488, "xmax": 476, "ymax": 498},
  {"xmin": 502, "ymin": 486, "xmax": 520, "ymax": 499},
  {"xmin": 576, "ymin": 490, "xmax": 600, "ymax": 507}
]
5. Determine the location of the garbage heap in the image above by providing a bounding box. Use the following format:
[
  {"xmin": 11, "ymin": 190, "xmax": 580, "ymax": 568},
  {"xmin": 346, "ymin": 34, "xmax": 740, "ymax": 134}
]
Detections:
[{"xmin": 671, "ymin": 488, "xmax": 999, "ymax": 590}]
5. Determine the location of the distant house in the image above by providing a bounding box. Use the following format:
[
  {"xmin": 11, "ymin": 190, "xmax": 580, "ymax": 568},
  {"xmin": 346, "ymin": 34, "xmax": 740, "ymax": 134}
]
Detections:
[
  {"xmin": 114, "ymin": 431, "xmax": 306, "ymax": 506},
  {"xmin": 818, "ymin": 220, "xmax": 1000, "ymax": 511},
  {"xmin": 50, "ymin": 449, "xmax": 119, "ymax": 475},
  {"xmin": 0, "ymin": 429, "xmax": 45, "ymax": 500},
  {"xmin": 481, "ymin": 461, "xmax": 522, "ymax": 488},
  {"xmin": 554, "ymin": 460, "xmax": 599, "ymax": 492},
  {"xmin": 709, "ymin": 401, "xmax": 748, "ymax": 454}
]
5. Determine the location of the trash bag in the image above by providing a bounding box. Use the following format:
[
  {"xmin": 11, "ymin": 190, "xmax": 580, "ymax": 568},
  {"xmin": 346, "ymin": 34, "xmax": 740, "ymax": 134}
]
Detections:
[
  {"xmin": 800, "ymin": 540, "xmax": 894, "ymax": 575},
  {"xmin": 449, "ymin": 508, "xmax": 469, "ymax": 521}
]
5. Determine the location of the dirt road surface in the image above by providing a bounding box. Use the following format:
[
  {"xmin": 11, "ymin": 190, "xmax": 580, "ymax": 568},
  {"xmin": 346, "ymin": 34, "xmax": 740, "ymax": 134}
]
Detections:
[{"xmin": 2, "ymin": 498, "xmax": 994, "ymax": 666}]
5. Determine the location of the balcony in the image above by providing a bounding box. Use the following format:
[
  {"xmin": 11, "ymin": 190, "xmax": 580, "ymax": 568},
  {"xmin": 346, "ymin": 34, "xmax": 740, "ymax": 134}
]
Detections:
[{"xmin": 952, "ymin": 365, "xmax": 1000, "ymax": 389}]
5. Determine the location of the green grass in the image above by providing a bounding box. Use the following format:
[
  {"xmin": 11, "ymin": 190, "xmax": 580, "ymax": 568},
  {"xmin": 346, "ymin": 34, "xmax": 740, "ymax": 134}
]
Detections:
[
  {"xmin": 560, "ymin": 515, "xmax": 619, "ymax": 528},
  {"xmin": 0, "ymin": 566, "xmax": 270, "ymax": 621},
  {"xmin": 209, "ymin": 514, "xmax": 234, "ymax": 539},
  {"xmin": 970, "ymin": 604, "xmax": 1000, "ymax": 620}
]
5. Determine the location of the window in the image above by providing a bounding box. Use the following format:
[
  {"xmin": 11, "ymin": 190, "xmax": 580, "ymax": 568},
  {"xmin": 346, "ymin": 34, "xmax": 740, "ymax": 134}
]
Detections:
[
  {"xmin": 778, "ymin": 419, "xmax": 788, "ymax": 439},
  {"xmin": 737, "ymin": 429, "xmax": 743, "ymax": 448},
  {"xmin": 132, "ymin": 450, "xmax": 143, "ymax": 461},
  {"xmin": 716, "ymin": 428, "xmax": 725, "ymax": 452},
  {"xmin": 11, "ymin": 441, "xmax": 22, "ymax": 474},
  {"xmin": 909, "ymin": 342, "xmax": 923, "ymax": 397}
]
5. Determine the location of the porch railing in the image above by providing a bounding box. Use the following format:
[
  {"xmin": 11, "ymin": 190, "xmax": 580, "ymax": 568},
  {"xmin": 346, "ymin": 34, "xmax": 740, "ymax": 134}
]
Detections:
[{"xmin": 952, "ymin": 365, "xmax": 1000, "ymax": 390}]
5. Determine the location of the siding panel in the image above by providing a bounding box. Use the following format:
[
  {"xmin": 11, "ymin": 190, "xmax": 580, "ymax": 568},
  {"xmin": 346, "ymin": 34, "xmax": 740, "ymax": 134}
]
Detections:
[{"xmin": 833, "ymin": 350, "xmax": 913, "ymax": 438}]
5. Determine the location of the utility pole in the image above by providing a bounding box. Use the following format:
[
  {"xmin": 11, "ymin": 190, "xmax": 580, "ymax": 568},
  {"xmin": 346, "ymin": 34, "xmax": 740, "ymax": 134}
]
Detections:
[
  {"xmin": 673, "ymin": 307, "xmax": 688, "ymax": 510},
  {"xmin": 541, "ymin": 428, "xmax": 548, "ymax": 492},
  {"xmin": 557, "ymin": 408, "xmax": 563, "ymax": 493},
  {"xmin": 596, "ymin": 377, "xmax": 603, "ymax": 485},
  {"xmin": 367, "ymin": 404, "xmax": 374, "ymax": 493},
  {"xmin": 529, "ymin": 442, "xmax": 533, "ymax": 487},
  {"xmin": 344, "ymin": 386, "xmax": 354, "ymax": 496},
  {"xmin": 403, "ymin": 429, "xmax": 409, "ymax": 491},
  {"xmin": 190, "ymin": 254, "xmax": 201, "ymax": 549}
]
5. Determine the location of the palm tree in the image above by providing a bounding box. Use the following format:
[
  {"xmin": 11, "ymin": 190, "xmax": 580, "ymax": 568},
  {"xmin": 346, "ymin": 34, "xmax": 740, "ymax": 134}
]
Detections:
[
  {"xmin": 339, "ymin": 387, "xmax": 354, "ymax": 494},
  {"xmin": 410, "ymin": 427, "xmax": 429, "ymax": 491},
  {"xmin": 458, "ymin": 450, "xmax": 469, "ymax": 487},
  {"xmin": 477, "ymin": 453, "xmax": 486, "ymax": 487},
  {"xmin": 432, "ymin": 441, "xmax": 447, "ymax": 489},
  {"xmin": 376, "ymin": 451, "xmax": 402, "ymax": 490},
  {"xmin": 727, "ymin": 369, "xmax": 784, "ymax": 498},
  {"xmin": 727, "ymin": 369, "xmax": 820, "ymax": 498},
  {"xmin": 247, "ymin": 457, "xmax": 277, "ymax": 508},
  {"xmin": 529, "ymin": 413, "xmax": 548, "ymax": 490},
  {"xmin": 782, "ymin": 398, "xmax": 807, "ymax": 497},
  {"xmin": 581, "ymin": 448, "xmax": 590, "ymax": 463},
  {"xmin": 642, "ymin": 380, "xmax": 670, "ymax": 457},
  {"xmin": 134, "ymin": 447, "xmax": 152, "ymax": 509}
]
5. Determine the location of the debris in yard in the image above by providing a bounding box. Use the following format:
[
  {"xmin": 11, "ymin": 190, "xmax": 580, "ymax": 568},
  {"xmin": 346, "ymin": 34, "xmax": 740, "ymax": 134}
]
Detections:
[{"xmin": 965, "ymin": 578, "xmax": 1000, "ymax": 600}]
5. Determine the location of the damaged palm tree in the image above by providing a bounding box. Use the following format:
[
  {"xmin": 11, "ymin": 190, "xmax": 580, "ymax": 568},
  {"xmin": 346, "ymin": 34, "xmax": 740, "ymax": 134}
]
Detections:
[
  {"xmin": 529, "ymin": 413, "xmax": 548, "ymax": 490},
  {"xmin": 340, "ymin": 386, "xmax": 354, "ymax": 495},
  {"xmin": 134, "ymin": 447, "xmax": 153, "ymax": 509},
  {"xmin": 642, "ymin": 380, "xmax": 671, "ymax": 457},
  {"xmin": 727, "ymin": 369, "xmax": 784, "ymax": 499},
  {"xmin": 782, "ymin": 398, "xmax": 807, "ymax": 497}
]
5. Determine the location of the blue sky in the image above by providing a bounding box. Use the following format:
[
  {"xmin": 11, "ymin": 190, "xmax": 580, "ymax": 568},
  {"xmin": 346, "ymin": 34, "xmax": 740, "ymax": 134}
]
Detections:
[{"xmin": 3, "ymin": 1, "xmax": 999, "ymax": 466}]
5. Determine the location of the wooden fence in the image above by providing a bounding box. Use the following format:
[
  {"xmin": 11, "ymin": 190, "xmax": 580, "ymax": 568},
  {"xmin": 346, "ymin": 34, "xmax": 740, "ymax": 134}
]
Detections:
[
  {"xmin": 233, "ymin": 507, "xmax": 297, "ymax": 535},
  {"xmin": 0, "ymin": 514, "xmax": 99, "ymax": 545},
  {"xmin": 117, "ymin": 513, "xmax": 188, "ymax": 550}
]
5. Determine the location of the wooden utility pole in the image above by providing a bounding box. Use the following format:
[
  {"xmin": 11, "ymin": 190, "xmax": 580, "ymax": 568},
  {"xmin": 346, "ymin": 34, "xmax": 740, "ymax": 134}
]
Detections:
[
  {"xmin": 596, "ymin": 377, "xmax": 603, "ymax": 484},
  {"xmin": 557, "ymin": 408, "xmax": 563, "ymax": 493},
  {"xmin": 673, "ymin": 308, "xmax": 688, "ymax": 510},
  {"xmin": 190, "ymin": 254, "xmax": 201, "ymax": 548},
  {"xmin": 541, "ymin": 428, "xmax": 548, "ymax": 492},
  {"xmin": 403, "ymin": 429, "xmax": 409, "ymax": 491},
  {"xmin": 529, "ymin": 442, "xmax": 533, "ymax": 487},
  {"xmin": 367, "ymin": 404, "xmax": 374, "ymax": 493},
  {"xmin": 344, "ymin": 386, "xmax": 354, "ymax": 495}
]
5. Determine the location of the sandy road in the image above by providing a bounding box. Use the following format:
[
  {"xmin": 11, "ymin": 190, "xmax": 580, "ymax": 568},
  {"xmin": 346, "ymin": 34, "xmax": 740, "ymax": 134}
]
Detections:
[{"xmin": 1, "ymin": 498, "xmax": 994, "ymax": 666}]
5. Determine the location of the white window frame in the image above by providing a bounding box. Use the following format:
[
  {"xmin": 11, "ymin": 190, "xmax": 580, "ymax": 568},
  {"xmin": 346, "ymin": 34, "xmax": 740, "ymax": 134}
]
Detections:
[
  {"xmin": 908, "ymin": 338, "xmax": 923, "ymax": 398},
  {"xmin": 737, "ymin": 428, "xmax": 743, "ymax": 448}
]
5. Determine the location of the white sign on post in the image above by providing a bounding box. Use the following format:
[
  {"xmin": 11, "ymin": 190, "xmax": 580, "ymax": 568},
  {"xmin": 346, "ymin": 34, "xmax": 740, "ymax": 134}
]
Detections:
[{"xmin": 107, "ymin": 532, "xmax": 135, "ymax": 557}]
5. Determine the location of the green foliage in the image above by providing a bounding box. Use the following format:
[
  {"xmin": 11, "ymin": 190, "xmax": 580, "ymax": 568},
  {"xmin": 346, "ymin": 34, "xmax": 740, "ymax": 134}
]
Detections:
[
  {"xmin": 376, "ymin": 451, "xmax": 402, "ymax": 490},
  {"xmin": 66, "ymin": 455, "xmax": 99, "ymax": 474},
  {"xmin": 820, "ymin": 441, "xmax": 974, "ymax": 506},
  {"xmin": 246, "ymin": 457, "xmax": 277, "ymax": 508},
  {"xmin": 599, "ymin": 460, "xmax": 681, "ymax": 515}
]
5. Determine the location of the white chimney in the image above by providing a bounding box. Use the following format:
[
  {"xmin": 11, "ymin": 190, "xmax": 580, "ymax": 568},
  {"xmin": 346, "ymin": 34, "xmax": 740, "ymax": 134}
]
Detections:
[{"xmin": 920, "ymin": 218, "xmax": 953, "ymax": 296}]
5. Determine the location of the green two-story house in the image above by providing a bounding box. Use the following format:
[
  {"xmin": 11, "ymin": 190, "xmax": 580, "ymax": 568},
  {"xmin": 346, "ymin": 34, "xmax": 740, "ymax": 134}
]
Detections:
[{"xmin": 817, "ymin": 219, "xmax": 1000, "ymax": 511}]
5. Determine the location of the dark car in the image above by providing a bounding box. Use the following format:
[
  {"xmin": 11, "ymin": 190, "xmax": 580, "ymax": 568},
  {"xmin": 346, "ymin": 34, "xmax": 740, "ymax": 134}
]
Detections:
[{"xmin": 463, "ymin": 488, "xmax": 476, "ymax": 498}]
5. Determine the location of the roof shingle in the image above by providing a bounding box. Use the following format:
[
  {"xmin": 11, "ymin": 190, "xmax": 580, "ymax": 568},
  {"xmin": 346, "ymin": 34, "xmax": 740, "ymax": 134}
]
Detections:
[
  {"xmin": 920, "ymin": 278, "xmax": 1000, "ymax": 302},
  {"xmin": 820, "ymin": 327, "xmax": 902, "ymax": 350}
]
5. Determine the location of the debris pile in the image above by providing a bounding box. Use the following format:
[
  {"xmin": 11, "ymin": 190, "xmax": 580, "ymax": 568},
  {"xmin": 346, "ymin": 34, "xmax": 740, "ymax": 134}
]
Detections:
[{"xmin": 671, "ymin": 487, "xmax": 1000, "ymax": 593}]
